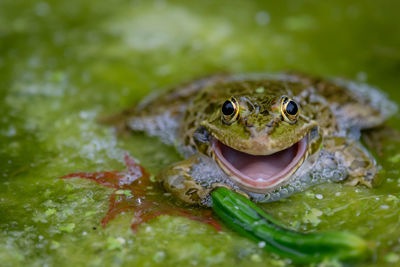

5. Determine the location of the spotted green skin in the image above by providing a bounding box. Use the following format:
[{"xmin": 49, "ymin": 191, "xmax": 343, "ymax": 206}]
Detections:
[
  {"xmin": 183, "ymin": 78, "xmax": 319, "ymax": 156},
  {"xmin": 110, "ymin": 73, "xmax": 389, "ymax": 205}
]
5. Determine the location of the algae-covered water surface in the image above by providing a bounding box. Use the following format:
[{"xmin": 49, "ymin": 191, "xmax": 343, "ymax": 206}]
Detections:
[{"xmin": 1, "ymin": 0, "xmax": 400, "ymax": 266}]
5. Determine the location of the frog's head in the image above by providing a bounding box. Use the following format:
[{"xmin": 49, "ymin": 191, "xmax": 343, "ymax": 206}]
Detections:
[{"xmin": 200, "ymin": 82, "xmax": 318, "ymax": 193}]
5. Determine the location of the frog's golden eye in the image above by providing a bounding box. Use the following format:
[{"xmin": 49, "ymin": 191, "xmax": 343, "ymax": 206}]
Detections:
[
  {"xmin": 221, "ymin": 97, "xmax": 240, "ymax": 125},
  {"xmin": 280, "ymin": 96, "xmax": 299, "ymax": 124}
]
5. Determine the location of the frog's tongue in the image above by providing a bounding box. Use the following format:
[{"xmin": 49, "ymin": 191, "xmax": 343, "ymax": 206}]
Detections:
[{"xmin": 212, "ymin": 137, "xmax": 307, "ymax": 192}]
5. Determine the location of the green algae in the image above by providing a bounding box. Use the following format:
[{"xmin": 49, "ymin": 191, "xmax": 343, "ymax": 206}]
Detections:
[{"xmin": 1, "ymin": 0, "xmax": 400, "ymax": 266}]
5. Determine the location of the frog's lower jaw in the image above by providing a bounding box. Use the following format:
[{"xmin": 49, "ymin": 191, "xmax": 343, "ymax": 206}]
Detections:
[{"xmin": 212, "ymin": 136, "xmax": 308, "ymax": 193}]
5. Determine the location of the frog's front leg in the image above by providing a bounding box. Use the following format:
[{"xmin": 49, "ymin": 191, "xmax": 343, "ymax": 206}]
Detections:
[
  {"xmin": 324, "ymin": 136, "xmax": 377, "ymax": 187},
  {"xmin": 157, "ymin": 154, "xmax": 211, "ymax": 206}
]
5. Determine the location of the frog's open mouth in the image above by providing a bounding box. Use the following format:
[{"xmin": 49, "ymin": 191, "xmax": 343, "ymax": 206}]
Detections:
[{"xmin": 212, "ymin": 136, "xmax": 308, "ymax": 193}]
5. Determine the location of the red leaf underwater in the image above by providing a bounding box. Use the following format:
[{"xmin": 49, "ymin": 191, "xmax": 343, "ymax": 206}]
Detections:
[{"xmin": 60, "ymin": 154, "xmax": 220, "ymax": 232}]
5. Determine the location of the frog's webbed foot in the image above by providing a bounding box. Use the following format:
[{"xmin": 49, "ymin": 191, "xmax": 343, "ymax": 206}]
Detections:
[
  {"xmin": 324, "ymin": 136, "xmax": 377, "ymax": 188},
  {"xmin": 157, "ymin": 154, "xmax": 212, "ymax": 206}
]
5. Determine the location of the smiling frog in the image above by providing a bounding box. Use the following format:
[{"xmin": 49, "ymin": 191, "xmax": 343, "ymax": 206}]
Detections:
[{"xmin": 106, "ymin": 73, "xmax": 397, "ymax": 205}]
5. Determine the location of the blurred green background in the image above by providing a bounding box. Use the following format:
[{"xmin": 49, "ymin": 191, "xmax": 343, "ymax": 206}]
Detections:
[{"xmin": 1, "ymin": 0, "xmax": 400, "ymax": 266}]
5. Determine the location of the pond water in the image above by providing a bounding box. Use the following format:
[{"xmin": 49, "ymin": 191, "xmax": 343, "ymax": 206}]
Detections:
[{"xmin": 1, "ymin": 0, "xmax": 400, "ymax": 266}]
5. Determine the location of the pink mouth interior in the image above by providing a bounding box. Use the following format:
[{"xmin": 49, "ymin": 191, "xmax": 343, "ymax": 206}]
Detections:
[{"xmin": 213, "ymin": 137, "xmax": 307, "ymax": 189}]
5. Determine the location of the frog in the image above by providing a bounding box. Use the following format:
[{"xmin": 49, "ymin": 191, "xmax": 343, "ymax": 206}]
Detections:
[{"xmin": 104, "ymin": 73, "xmax": 397, "ymax": 206}]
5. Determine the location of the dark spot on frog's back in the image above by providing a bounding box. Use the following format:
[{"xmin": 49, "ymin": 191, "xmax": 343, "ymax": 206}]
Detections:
[
  {"xmin": 198, "ymin": 90, "xmax": 211, "ymax": 101},
  {"xmin": 187, "ymin": 120, "xmax": 196, "ymax": 130},
  {"xmin": 204, "ymin": 102, "xmax": 218, "ymax": 114},
  {"xmin": 184, "ymin": 135, "xmax": 191, "ymax": 146},
  {"xmin": 266, "ymin": 119, "xmax": 275, "ymax": 128},
  {"xmin": 260, "ymin": 97, "xmax": 274, "ymax": 107},
  {"xmin": 260, "ymin": 108, "xmax": 269, "ymax": 116},
  {"xmin": 184, "ymin": 110, "xmax": 191, "ymax": 120},
  {"xmin": 244, "ymin": 117, "xmax": 254, "ymax": 127}
]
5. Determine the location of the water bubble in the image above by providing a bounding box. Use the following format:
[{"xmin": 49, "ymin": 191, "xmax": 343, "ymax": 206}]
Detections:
[
  {"xmin": 315, "ymin": 194, "xmax": 323, "ymax": 200},
  {"xmin": 258, "ymin": 241, "xmax": 266, "ymax": 248}
]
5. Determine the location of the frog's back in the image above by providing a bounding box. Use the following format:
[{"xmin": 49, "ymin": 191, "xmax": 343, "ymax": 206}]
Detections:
[
  {"xmin": 288, "ymin": 73, "xmax": 397, "ymax": 130},
  {"xmin": 179, "ymin": 73, "xmax": 397, "ymax": 144},
  {"xmin": 106, "ymin": 73, "xmax": 396, "ymax": 152}
]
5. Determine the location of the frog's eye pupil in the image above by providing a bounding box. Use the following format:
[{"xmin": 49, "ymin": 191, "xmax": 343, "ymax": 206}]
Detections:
[
  {"xmin": 221, "ymin": 98, "xmax": 240, "ymax": 125},
  {"xmin": 280, "ymin": 96, "xmax": 300, "ymax": 124},
  {"xmin": 286, "ymin": 101, "xmax": 298, "ymax": 115},
  {"xmin": 222, "ymin": 101, "xmax": 235, "ymax": 116}
]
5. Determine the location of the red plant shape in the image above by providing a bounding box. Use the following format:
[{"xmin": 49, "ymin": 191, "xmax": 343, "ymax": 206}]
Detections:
[{"xmin": 61, "ymin": 154, "xmax": 221, "ymax": 232}]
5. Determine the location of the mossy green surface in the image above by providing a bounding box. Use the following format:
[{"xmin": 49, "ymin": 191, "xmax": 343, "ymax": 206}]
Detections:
[{"xmin": 1, "ymin": 0, "xmax": 400, "ymax": 266}]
